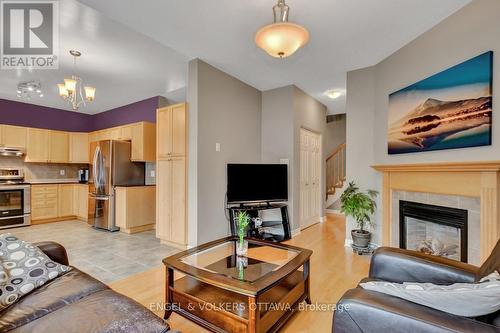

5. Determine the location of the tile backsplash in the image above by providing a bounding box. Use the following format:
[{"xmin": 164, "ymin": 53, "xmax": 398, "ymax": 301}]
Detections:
[{"xmin": 0, "ymin": 156, "xmax": 87, "ymax": 181}]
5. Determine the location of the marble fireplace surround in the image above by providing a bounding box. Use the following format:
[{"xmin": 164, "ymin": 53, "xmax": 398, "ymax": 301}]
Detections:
[{"xmin": 373, "ymin": 161, "xmax": 500, "ymax": 264}]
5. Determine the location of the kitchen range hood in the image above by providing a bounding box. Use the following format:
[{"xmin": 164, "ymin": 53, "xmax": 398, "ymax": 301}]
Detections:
[{"xmin": 0, "ymin": 147, "xmax": 26, "ymax": 157}]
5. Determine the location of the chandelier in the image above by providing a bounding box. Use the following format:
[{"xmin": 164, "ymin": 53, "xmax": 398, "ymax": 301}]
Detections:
[
  {"xmin": 255, "ymin": 0, "xmax": 309, "ymax": 58},
  {"xmin": 57, "ymin": 50, "xmax": 96, "ymax": 111}
]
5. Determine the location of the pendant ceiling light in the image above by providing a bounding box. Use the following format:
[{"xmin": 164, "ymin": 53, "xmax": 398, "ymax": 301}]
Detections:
[
  {"xmin": 255, "ymin": 0, "xmax": 309, "ymax": 59},
  {"xmin": 57, "ymin": 50, "xmax": 96, "ymax": 111}
]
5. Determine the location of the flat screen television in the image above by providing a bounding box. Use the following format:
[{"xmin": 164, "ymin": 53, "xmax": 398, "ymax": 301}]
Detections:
[{"xmin": 227, "ymin": 164, "xmax": 288, "ymax": 204}]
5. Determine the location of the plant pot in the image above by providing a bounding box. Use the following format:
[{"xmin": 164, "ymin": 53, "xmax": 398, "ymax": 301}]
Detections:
[{"xmin": 351, "ymin": 229, "xmax": 371, "ymax": 248}]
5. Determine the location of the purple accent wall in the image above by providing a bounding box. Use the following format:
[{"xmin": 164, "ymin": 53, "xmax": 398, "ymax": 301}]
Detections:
[
  {"xmin": 92, "ymin": 97, "xmax": 159, "ymax": 131},
  {"xmin": 0, "ymin": 96, "xmax": 160, "ymax": 132},
  {"xmin": 0, "ymin": 98, "xmax": 93, "ymax": 132}
]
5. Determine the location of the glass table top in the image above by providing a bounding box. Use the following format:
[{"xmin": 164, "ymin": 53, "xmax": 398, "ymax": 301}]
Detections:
[{"xmin": 179, "ymin": 240, "xmax": 300, "ymax": 283}]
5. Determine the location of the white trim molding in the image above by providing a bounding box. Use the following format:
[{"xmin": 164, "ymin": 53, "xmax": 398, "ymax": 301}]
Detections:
[{"xmin": 291, "ymin": 228, "xmax": 301, "ymax": 237}]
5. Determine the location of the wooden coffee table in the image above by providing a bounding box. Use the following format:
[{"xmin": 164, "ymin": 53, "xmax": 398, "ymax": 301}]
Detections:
[{"xmin": 163, "ymin": 237, "xmax": 313, "ymax": 333}]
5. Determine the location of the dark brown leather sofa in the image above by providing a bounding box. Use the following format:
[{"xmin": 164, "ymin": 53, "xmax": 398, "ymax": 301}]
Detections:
[
  {"xmin": 333, "ymin": 240, "xmax": 500, "ymax": 333},
  {"xmin": 0, "ymin": 241, "xmax": 170, "ymax": 333}
]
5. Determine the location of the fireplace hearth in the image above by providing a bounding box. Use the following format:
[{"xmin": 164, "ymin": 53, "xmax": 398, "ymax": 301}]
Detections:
[{"xmin": 399, "ymin": 200, "xmax": 468, "ymax": 262}]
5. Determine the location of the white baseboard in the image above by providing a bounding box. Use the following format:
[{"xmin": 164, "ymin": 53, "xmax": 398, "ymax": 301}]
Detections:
[
  {"xmin": 291, "ymin": 228, "xmax": 301, "ymax": 237},
  {"xmin": 319, "ymin": 216, "xmax": 327, "ymax": 223},
  {"xmin": 325, "ymin": 209, "xmax": 342, "ymax": 214}
]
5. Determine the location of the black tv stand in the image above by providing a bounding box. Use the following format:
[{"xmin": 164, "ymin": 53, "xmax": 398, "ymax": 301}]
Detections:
[{"xmin": 227, "ymin": 203, "xmax": 291, "ymax": 242}]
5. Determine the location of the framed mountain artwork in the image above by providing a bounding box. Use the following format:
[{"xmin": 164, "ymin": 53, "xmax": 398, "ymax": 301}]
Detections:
[{"xmin": 387, "ymin": 51, "xmax": 493, "ymax": 155}]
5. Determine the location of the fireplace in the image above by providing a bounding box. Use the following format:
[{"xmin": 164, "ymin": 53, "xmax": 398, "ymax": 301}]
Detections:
[{"xmin": 399, "ymin": 201, "xmax": 468, "ymax": 262}]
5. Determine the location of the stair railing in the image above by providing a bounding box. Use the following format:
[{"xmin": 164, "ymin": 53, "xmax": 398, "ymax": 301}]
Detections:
[{"xmin": 326, "ymin": 143, "xmax": 346, "ymax": 196}]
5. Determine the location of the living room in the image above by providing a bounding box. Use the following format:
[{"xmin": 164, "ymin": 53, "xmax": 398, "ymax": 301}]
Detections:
[{"xmin": 1, "ymin": 0, "xmax": 500, "ymax": 332}]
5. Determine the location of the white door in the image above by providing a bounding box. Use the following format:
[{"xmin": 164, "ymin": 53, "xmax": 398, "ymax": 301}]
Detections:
[{"xmin": 300, "ymin": 129, "xmax": 321, "ymax": 229}]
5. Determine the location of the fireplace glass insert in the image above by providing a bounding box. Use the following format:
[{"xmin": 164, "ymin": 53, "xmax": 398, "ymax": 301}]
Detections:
[{"xmin": 399, "ymin": 200, "xmax": 468, "ymax": 262}]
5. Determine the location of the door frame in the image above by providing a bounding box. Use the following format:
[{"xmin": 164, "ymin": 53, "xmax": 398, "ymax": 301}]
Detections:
[{"xmin": 299, "ymin": 127, "xmax": 322, "ymax": 230}]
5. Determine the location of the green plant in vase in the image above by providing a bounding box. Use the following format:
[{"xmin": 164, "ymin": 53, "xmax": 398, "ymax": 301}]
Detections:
[{"xmin": 236, "ymin": 211, "xmax": 251, "ymax": 257}]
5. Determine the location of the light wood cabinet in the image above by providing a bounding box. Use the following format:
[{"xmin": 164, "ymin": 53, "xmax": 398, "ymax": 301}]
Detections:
[
  {"xmin": 157, "ymin": 104, "xmax": 186, "ymax": 159},
  {"xmin": 26, "ymin": 128, "xmax": 50, "ymax": 162},
  {"xmin": 58, "ymin": 184, "xmax": 74, "ymax": 217},
  {"xmin": 131, "ymin": 122, "xmax": 155, "ymax": 161},
  {"xmin": 74, "ymin": 184, "xmax": 88, "ymax": 221},
  {"xmin": 19, "ymin": 120, "xmax": 155, "ymax": 164},
  {"xmin": 32, "ymin": 183, "xmax": 87, "ymax": 222},
  {"xmin": 31, "ymin": 185, "xmax": 58, "ymax": 220},
  {"xmin": 156, "ymin": 103, "xmax": 187, "ymax": 247},
  {"xmin": 115, "ymin": 186, "xmax": 155, "ymax": 233},
  {"xmin": 1, "ymin": 125, "xmax": 27, "ymax": 148},
  {"xmin": 69, "ymin": 132, "xmax": 88, "ymax": 163},
  {"xmin": 49, "ymin": 131, "xmax": 69, "ymax": 163},
  {"xmin": 119, "ymin": 125, "xmax": 133, "ymax": 140},
  {"xmin": 87, "ymin": 121, "xmax": 155, "ymax": 162}
]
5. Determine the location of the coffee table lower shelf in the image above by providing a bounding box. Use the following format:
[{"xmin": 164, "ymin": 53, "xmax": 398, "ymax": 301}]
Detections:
[{"xmin": 166, "ymin": 271, "xmax": 307, "ymax": 333}]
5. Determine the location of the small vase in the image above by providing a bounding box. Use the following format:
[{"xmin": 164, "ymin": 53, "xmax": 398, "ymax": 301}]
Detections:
[{"xmin": 236, "ymin": 239, "xmax": 248, "ymax": 257}]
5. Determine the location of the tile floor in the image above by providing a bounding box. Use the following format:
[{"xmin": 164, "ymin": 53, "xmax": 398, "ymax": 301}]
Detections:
[{"xmin": 2, "ymin": 220, "xmax": 179, "ymax": 283}]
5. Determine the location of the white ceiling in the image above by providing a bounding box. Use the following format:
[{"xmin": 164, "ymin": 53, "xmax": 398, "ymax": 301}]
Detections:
[
  {"xmin": 0, "ymin": 0, "xmax": 189, "ymax": 114},
  {"xmin": 76, "ymin": 0, "xmax": 471, "ymax": 114},
  {"xmin": 0, "ymin": 0, "xmax": 472, "ymax": 115}
]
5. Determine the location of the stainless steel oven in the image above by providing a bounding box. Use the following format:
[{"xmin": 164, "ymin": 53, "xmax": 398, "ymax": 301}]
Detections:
[{"xmin": 0, "ymin": 168, "xmax": 31, "ymax": 229}]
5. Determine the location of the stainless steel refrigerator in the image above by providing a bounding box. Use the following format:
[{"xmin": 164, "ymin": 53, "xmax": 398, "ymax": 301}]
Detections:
[{"xmin": 88, "ymin": 140, "xmax": 145, "ymax": 231}]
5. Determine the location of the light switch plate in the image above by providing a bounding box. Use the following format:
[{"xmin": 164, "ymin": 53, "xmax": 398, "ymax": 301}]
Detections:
[
  {"xmin": 59, "ymin": 169, "xmax": 65, "ymax": 176},
  {"xmin": 215, "ymin": 143, "xmax": 221, "ymax": 152},
  {"xmin": 150, "ymin": 170, "xmax": 155, "ymax": 178}
]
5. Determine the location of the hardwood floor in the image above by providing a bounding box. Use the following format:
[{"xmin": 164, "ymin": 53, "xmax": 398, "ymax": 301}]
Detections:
[{"xmin": 110, "ymin": 214, "xmax": 370, "ymax": 332}]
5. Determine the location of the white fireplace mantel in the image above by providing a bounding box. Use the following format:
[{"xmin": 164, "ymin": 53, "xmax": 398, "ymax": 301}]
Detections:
[{"xmin": 372, "ymin": 161, "xmax": 500, "ymax": 264}]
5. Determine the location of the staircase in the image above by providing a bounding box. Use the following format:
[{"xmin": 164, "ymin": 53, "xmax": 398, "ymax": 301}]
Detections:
[{"xmin": 326, "ymin": 143, "xmax": 346, "ymax": 197}]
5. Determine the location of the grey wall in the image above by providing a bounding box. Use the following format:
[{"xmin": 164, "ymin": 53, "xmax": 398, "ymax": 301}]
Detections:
[
  {"xmin": 324, "ymin": 115, "xmax": 346, "ymax": 157},
  {"xmin": 190, "ymin": 59, "xmax": 262, "ymax": 244},
  {"xmin": 293, "ymin": 87, "xmax": 327, "ymax": 229},
  {"xmin": 261, "ymin": 85, "xmax": 327, "ymax": 231},
  {"xmin": 261, "ymin": 86, "xmax": 295, "ymax": 229},
  {"xmin": 345, "ymin": 67, "xmax": 380, "ymax": 244},
  {"xmin": 345, "ymin": 0, "xmax": 500, "ymax": 244}
]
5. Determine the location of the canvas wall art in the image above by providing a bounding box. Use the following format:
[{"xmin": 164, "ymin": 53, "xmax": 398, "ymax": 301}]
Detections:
[{"xmin": 387, "ymin": 51, "xmax": 493, "ymax": 155}]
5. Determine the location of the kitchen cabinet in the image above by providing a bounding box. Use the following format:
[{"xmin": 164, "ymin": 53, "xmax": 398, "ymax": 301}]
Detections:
[
  {"xmin": 131, "ymin": 122, "xmax": 155, "ymax": 161},
  {"xmin": 115, "ymin": 186, "xmax": 155, "ymax": 233},
  {"xmin": 31, "ymin": 185, "xmax": 58, "ymax": 221},
  {"xmin": 58, "ymin": 184, "xmax": 74, "ymax": 217},
  {"xmin": 119, "ymin": 125, "xmax": 133, "ymax": 140},
  {"xmin": 25, "ymin": 128, "xmax": 50, "ymax": 162},
  {"xmin": 157, "ymin": 104, "xmax": 186, "ymax": 159},
  {"xmin": 31, "ymin": 183, "xmax": 88, "ymax": 223},
  {"xmin": 156, "ymin": 103, "xmax": 187, "ymax": 248},
  {"xmin": 69, "ymin": 132, "xmax": 88, "ymax": 163},
  {"xmin": 74, "ymin": 184, "xmax": 88, "ymax": 221},
  {"xmin": 49, "ymin": 131, "xmax": 69, "ymax": 163},
  {"xmin": 1, "ymin": 125, "xmax": 27, "ymax": 148},
  {"xmin": 87, "ymin": 121, "xmax": 155, "ymax": 162}
]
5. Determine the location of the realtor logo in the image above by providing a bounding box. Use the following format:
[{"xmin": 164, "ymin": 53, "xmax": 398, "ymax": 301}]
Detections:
[{"xmin": 1, "ymin": 0, "xmax": 59, "ymax": 69}]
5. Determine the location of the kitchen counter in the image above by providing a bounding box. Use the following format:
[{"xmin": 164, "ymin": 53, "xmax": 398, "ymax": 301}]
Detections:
[{"xmin": 29, "ymin": 179, "xmax": 88, "ymax": 185}]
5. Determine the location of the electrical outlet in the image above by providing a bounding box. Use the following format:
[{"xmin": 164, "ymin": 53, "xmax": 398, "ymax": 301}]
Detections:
[
  {"xmin": 150, "ymin": 170, "xmax": 155, "ymax": 178},
  {"xmin": 215, "ymin": 143, "xmax": 221, "ymax": 152},
  {"xmin": 59, "ymin": 169, "xmax": 65, "ymax": 176}
]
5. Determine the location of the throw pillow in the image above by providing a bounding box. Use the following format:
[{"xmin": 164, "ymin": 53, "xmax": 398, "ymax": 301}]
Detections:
[
  {"xmin": 0, "ymin": 234, "xmax": 71, "ymax": 310},
  {"xmin": 360, "ymin": 273, "xmax": 500, "ymax": 317}
]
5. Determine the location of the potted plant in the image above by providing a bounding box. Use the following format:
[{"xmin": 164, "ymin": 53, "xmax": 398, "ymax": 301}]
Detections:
[
  {"xmin": 236, "ymin": 211, "xmax": 251, "ymax": 256},
  {"xmin": 340, "ymin": 181, "xmax": 378, "ymax": 248}
]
